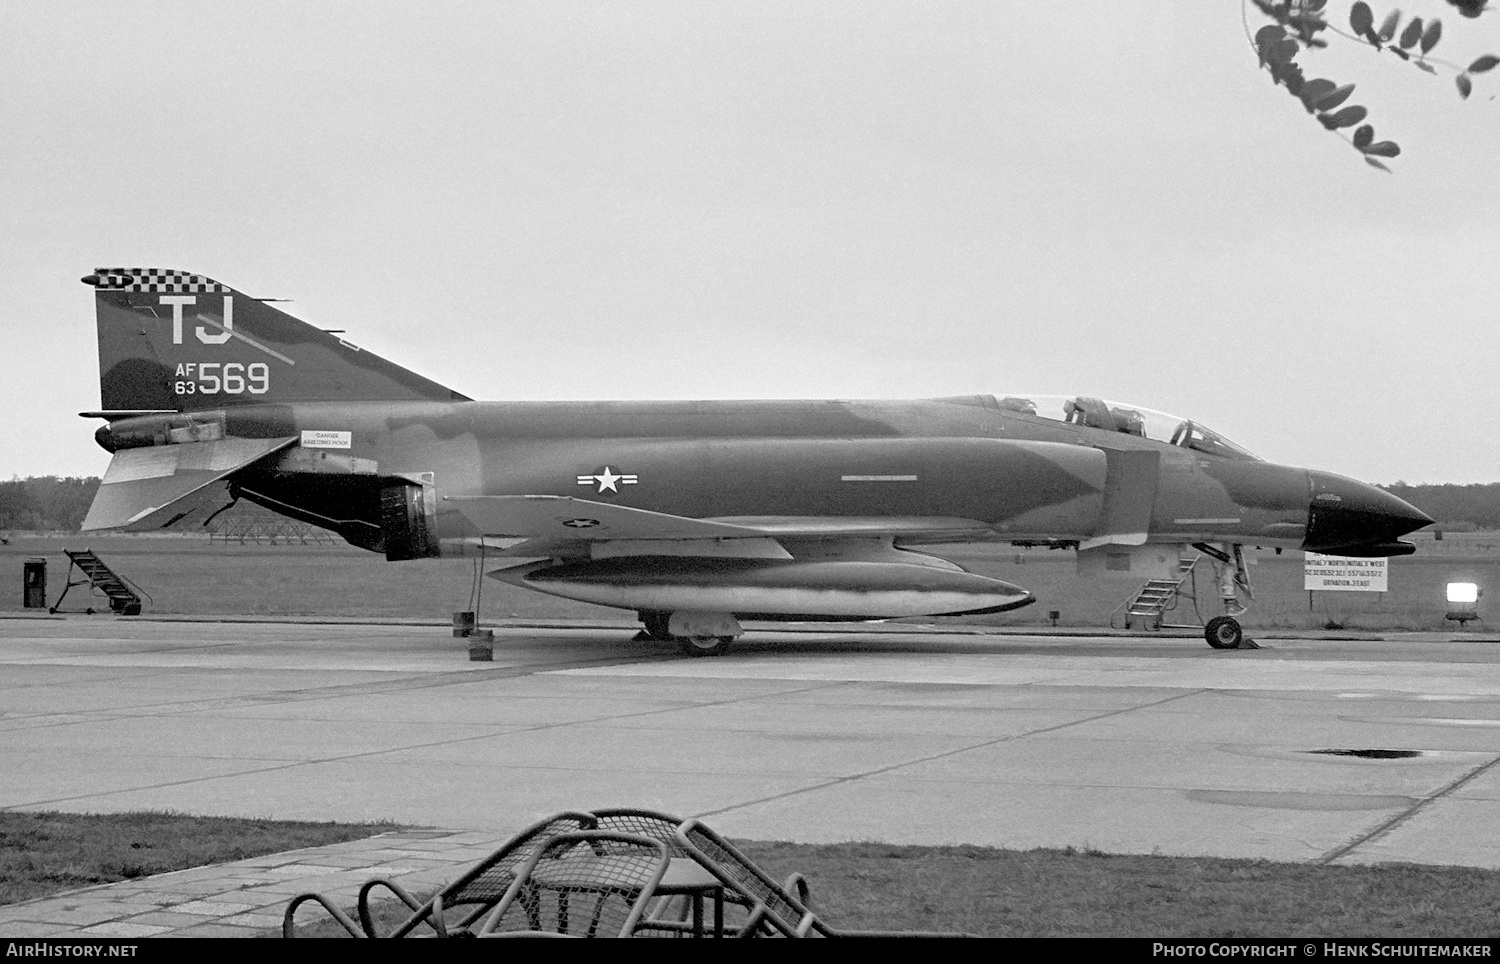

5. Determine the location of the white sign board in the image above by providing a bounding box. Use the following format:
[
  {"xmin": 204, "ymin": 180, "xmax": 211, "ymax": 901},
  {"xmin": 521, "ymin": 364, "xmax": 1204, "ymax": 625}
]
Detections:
[
  {"xmin": 1304, "ymin": 553, "xmax": 1388, "ymax": 592},
  {"xmin": 300, "ymin": 430, "xmax": 352, "ymax": 449}
]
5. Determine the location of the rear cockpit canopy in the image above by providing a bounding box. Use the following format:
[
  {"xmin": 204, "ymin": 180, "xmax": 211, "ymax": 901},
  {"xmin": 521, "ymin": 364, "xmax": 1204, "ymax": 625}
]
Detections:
[{"xmin": 995, "ymin": 395, "xmax": 1260, "ymax": 460}]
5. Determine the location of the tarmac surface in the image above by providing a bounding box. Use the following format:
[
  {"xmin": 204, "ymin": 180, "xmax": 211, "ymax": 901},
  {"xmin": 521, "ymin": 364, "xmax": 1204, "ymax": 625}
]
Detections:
[{"xmin": 2, "ymin": 614, "xmax": 1499, "ymax": 937}]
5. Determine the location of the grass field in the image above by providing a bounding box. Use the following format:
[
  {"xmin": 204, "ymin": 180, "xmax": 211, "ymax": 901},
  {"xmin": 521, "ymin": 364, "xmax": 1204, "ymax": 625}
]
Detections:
[
  {"xmin": 13, "ymin": 808, "xmax": 1500, "ymax": 936},
  {"xmin": 281, "ymin": 840, "xmax": 1500, "ymax": 938},
  {"xmin": 12, "ymin": 812, "xmax": 1500, "ymax": 937},
  {"xmin": 0, "ymin": 811, "xmax": 394, "ymax": 906},
  {"xmin": 2, "ymin": 532, "xmax": 1494, "ymax": 632},
  {"xmin": 719, "ymin": 842, "xmax": 1500, "ymax": 938}
]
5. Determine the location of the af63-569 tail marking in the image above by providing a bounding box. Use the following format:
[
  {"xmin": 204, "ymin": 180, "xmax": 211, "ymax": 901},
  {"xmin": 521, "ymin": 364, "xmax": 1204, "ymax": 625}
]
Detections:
[{"xmin": 172, "ymin": 362, "xmax": 270, "ymax": 396}]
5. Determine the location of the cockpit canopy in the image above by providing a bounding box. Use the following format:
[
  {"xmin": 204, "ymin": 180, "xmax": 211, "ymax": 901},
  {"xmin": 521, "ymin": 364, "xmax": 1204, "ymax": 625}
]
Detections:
[{"xmin": 996, "ymin": 395, "xmax": 1260, "ymax": 460}]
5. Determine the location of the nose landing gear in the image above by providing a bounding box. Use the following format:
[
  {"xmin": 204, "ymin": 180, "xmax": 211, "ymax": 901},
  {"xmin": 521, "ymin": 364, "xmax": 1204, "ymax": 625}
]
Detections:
[{"xmin": 1195, "ymin": 543, "xmax": 1260, "ymax": 650}]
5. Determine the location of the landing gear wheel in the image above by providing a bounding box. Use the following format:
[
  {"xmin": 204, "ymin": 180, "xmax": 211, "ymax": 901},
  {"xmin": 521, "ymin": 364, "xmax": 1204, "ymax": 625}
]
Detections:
[
  {"xmin": 1205, "ymin": 616, "xmax": 1243, "ymax": 650},
  {"xmin": 639, "ymin": 612, "xmax": 673, "ymax": 642},
  {"xmin": 677, "ymin": 635, "xmax": 734, "ymax": 657}
]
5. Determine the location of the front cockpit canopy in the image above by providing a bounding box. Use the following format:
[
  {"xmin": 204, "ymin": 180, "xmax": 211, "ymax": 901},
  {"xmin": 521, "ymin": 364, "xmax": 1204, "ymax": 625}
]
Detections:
[{"xmin": 996, "ymin": 395, "xmax": 1260, "ymax": 460}]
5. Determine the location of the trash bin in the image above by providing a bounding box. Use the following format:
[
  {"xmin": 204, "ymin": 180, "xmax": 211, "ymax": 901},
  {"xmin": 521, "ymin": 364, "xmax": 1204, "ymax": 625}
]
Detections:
[{"xmin": 23, "ymin": 558, "xmax": 46, "ymax": 609}]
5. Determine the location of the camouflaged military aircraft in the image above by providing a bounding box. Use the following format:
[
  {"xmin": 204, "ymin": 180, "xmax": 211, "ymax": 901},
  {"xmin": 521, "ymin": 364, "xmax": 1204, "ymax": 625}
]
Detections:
[{"xmin": 79, "ymin": 267, "xmax": 1432, "ymax": 655}]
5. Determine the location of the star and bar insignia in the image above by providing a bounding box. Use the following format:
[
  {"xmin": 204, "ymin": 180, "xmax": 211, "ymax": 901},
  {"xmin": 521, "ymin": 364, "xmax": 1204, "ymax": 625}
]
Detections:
[{"xmin": 576, "ymin": 466, "xmax": 638, "ymax": 494}]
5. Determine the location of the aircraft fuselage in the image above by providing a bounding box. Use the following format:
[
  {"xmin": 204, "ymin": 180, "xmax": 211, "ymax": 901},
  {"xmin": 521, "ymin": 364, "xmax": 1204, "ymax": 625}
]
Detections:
[{"xmin": 94, "ymin": 395, "xmax": 1421, "ymax": 561}]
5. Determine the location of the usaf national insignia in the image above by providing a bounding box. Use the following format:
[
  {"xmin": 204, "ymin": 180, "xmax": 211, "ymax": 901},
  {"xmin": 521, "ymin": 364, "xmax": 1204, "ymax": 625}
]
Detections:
[
  {"xmin": 576, "ymin": 465, "xmax": 638, "ymax": 495},
  {"xmin": 561, "ymin": 518, "xmax": 601, "ymax": 529}
]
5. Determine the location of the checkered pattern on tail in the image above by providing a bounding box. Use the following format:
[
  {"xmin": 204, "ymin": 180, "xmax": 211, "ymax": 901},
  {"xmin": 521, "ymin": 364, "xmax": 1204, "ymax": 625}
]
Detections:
[{"xmin": 92, "ymin": 268, "xmax": 227, "ymax": 293}]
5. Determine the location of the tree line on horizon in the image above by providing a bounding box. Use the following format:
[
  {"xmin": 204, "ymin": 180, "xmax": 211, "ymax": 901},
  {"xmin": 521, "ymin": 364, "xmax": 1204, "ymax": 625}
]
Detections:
[
  {"xmin": 4, "ymin": 475, "xmax": 1499, "ymax": 535},
  {"xmin": 0, "ymin": 477, "xmax": 100, "ymax": 532},
  {"xmin": 1383, "ymin": 482, "xmax": 1500, "ymax": 532}
]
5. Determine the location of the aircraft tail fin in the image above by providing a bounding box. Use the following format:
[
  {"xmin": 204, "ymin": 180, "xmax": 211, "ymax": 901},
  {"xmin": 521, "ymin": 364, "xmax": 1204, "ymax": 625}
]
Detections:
[{"xmin": 84, "ymin": 267, "xmax": 469, "ymax": 413}]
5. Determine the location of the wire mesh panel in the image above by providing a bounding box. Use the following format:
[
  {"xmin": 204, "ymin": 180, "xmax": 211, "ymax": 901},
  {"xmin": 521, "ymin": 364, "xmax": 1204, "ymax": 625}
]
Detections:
[
  {"xmin": 586, "ymin": 809, "xmax": 705, "ymax": 936},
  {"xmin": 677, "ymin": 820, "xmax": 804, "ymax": 936},
  {"xmin": 443, "ymin": 812, "xmax": 599, "ymax": 908},
  {"xmin": 589, "ymin": 808, "xmax": 690, "ymax": 855},
  {"xmin": 358, "ymin": 811, "xmax": 596, "ymax": 938},
  {"xmin": 478, "ymin": 832, "xmax": 670, "ymax": 938}
]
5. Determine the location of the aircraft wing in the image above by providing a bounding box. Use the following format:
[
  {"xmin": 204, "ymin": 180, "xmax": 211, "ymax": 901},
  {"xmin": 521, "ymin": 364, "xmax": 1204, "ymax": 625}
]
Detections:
[
  {"xmin": 445, "ymin": 496, "xmax": 770, "ymax": 542},
  {"xmin": 445, "ymin": 496, "xmax": 994, "ymax": 558},
  {"xmin": 83, "ymin": 437, "xmax": 298, "ymax": 531},
  {"xmin": 701, "ymin": 516, "xmax": 994, "ymax": 541}
]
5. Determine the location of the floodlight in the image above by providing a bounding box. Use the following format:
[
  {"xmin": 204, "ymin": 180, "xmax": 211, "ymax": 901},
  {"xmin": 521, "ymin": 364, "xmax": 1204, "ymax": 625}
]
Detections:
[
  {"xmin": 1447, "ymin": 583, "xmax": 1482, "ymax": 630},
  {"xmin": 1448, "ymin": 583, "xmax": 1479, "ymax": 604}
]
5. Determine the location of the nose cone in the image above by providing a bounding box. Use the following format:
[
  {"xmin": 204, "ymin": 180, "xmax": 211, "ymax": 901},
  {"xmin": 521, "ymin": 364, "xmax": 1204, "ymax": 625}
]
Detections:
[{"xmin": 1303, "ymin": 471, "xmax": 1433, "ymax": 554}]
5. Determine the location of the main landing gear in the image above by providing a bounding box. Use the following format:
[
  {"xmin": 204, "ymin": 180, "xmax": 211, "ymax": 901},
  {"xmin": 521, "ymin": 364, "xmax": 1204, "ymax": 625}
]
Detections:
[
  {"xmin": 676, "ymin": 635, "xmax": 735, "ymax": 657},
  {"xmin": 638, "ymin": 611, "xmax": 742, "ymax": 657}
]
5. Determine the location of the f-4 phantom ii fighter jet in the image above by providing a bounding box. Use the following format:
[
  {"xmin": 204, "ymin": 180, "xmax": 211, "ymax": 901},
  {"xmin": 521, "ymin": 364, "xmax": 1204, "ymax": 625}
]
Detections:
[{"xmin": 80, "ymin": 268, "xmax": 1431, "ymax": 655}]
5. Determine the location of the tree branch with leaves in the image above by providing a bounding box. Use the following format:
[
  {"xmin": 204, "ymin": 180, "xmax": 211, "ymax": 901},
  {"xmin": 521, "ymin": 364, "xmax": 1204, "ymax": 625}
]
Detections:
[{"xmin": 1247, "ymin": 0, "xmax": 1498, "ymax": 169}]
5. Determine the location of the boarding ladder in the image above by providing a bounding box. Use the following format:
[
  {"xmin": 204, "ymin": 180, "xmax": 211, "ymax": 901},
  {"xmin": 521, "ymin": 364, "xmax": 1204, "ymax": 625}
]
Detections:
[
  {"xmin": 1113, "ymin": 555, "xmax": 1201, "ymax": 631},
  {"xmin": 50, "ymin": 549, "xmax": 149, "ymax": 616}
]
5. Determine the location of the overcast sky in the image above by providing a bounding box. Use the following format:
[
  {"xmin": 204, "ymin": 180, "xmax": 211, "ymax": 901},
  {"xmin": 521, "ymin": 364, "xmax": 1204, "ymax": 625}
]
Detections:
[{"xmin": 3, "ymin": 0, "xmax": 1497, "ymax": 484}]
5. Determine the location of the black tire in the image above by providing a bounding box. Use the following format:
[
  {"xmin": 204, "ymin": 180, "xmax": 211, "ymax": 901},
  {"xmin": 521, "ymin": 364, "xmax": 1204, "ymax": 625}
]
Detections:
[
  {"xmin": 677, "ymin": 635, "xmax": 733, "ymax": 657},
  {"xmin": 1205, "ymin": 616, "xmax": 1243, "ymax": 649},
  {"xmin": 639, "ymin": 611, "xmax": 673, "ymax": 641}
]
